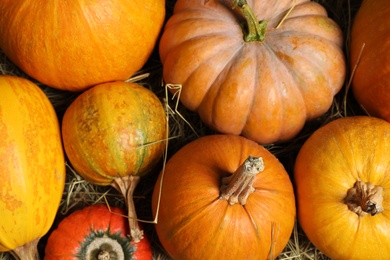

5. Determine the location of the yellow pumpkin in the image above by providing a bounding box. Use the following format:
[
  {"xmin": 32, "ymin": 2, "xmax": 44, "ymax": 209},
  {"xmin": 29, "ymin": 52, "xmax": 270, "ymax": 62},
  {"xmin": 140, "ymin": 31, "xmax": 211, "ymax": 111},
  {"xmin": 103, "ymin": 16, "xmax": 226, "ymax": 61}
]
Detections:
[{"xmin": 0, "ymin": 75, "xmax": 66, "ymax": 258}]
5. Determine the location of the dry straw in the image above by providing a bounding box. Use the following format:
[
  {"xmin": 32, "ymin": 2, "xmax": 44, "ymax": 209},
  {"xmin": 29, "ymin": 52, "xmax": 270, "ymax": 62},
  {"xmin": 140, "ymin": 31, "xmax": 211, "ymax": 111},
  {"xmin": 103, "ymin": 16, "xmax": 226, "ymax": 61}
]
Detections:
[{"xmin": 0, "ymin": 0, "xmax": 366, "ymax": 259}]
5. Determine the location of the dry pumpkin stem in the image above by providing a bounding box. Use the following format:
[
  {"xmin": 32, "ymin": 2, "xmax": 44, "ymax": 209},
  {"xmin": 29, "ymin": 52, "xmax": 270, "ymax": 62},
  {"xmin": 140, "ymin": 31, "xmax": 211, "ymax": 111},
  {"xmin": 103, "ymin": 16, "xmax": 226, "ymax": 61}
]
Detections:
[
  {"xmin": 219, "ymin": 155, "xmax": 264, "ymax": 205},
  {"xmin": 85, "ymin": 236, "xmax": 125, "ymax": 260},
  {"xmin": 232, "ymin": 0, "xmax": 268, "ymax": 42},
  {"xmin": 110, "ymin": 175, "xmax": 143, "ymax": 243},
  {"xmin": 344, "ymin": 181, "xmax": 384, "ymax": 217},
  {"xmin": 10, "ymin": 238, "xmax": 40, "ymax": 260}
]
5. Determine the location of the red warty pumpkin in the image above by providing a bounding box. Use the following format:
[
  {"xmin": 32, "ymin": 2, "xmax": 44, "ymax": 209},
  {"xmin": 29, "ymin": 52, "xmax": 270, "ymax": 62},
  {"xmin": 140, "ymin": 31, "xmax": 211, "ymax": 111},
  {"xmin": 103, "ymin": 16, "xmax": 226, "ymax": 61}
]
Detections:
[
  {"xmin": 159, "ymin": 0, "xmax": 346, "ymax": 144},
  {"xmin": 152, "ymin": 134, "xmax": 296, "ymax": 259},
  {"xmin": 0, "ymin": 1, "xmax": 165, "ymax": 91},
  {"xmin": 45, "ymin": 204, "xmax": 152, "ymax": 260},
  {"xmin": 294, "ymin": 116, "xmax": 390, "ymax": 259},
  {"xmin": 0, "ymin": 75, "xmax": 65, "ymax": 258}
]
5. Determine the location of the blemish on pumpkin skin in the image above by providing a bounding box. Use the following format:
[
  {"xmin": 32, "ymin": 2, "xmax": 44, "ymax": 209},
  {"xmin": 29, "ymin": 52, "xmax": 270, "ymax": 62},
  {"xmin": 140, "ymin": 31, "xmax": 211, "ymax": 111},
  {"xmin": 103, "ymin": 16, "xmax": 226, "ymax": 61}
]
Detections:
[{"xmin": 317, "ymin": 17, "xmax": 337, "ymax": 32}]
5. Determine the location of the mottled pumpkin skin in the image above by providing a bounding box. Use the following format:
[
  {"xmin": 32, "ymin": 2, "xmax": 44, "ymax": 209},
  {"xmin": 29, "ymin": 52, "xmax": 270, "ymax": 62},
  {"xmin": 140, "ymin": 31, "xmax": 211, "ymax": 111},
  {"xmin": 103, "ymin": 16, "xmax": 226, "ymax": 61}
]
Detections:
[
  {"xmin": 294, "ymin": 116, "xmax": 390, "ymax": 259},
  {"xmin": 62, "ymin": 81, "xmax": 167, "ymax": 186},
  {"xmin": 350, "ymin": 0, "xmax": 390, "ymax": 121},
  {"xmin": 160, "ymin": 0, "xmax": 345, "ymax": 144},
  {"xmin": 0, "ymin": 75, "xmax": 65, "ymax": 251},
  {"xmin": 0, "ymin": 0, "xmax": 165, "ymax": 91},
  {"xmin": 152, "ymin": 135, "xmax": 296, "ymax": 259},
  {"xmin": 45, "ymin": 204, "xmax": 153, "ymax": 260}
]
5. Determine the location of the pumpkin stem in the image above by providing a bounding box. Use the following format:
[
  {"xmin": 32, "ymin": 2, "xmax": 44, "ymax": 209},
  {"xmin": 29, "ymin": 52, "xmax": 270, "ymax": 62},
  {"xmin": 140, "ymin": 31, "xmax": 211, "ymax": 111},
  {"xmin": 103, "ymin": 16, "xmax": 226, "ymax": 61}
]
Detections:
[
  {"xmin": 219, "ymin": 155, "xmax": 264, "ymax": 205},
  {"xmin": 111, "ymin": 175, "xmax": 144, "ymax": 243},
  {"xmin": 84, "ymin": 236, "xmax": 125, "ymax": 260},
  {"xmin": 10, "ymin": 238, "xmax": 40, "ymax": 260},
  {"xmin": 232, "ymin": 0, "xmax": 267, "ymax": 42},
  {"xmin": 344, "ymin": 181, "xmax": 384, "ymax": 217}
]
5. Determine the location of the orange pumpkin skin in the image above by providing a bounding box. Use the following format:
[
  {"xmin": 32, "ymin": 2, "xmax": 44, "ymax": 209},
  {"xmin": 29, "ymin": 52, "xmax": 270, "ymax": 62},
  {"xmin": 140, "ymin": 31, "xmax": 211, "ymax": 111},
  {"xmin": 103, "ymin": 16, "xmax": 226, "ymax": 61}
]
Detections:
[
  {"xmin": 350, "ymin": 0, "xmax": 390, "ymax": 121},
  {"xmin": 45, "ymin": 204, "xmax": 153, "ymax": 260},
  {"xmin": 0, "ymin": 75, "xmax": 65, "ymax": 251},
  {"xmin": 152, "ymin": 135, "xmax": 296, "ymax": 259},
  {"xmin": 0, "ymin": 1, "xmax": 165, "ymax": 92},
  {"xmin": 62, "ymin": 81, "xmax": 167, "ymax": 186},
  {"xmin": 159, "ymin": 0, "xmax": 345, "ymax": 144},
  {"xmin": 294, "ymin": 116, "xmax": 390, "ymax": 259}
]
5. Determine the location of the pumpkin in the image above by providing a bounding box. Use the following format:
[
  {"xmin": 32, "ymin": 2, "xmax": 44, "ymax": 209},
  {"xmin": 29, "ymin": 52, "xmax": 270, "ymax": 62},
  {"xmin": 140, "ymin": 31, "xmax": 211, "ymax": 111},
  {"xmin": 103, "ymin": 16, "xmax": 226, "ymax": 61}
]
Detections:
[
  {"xmin": 0, "ymin": 75, "xmax": 65, "ymax": 258},
  {"xmin": 0, "ymin": 1, "xmax": 165, "ymax": 92},
  {"xmin": 62, "ymin": 81, "xmax": 167, "ymax": 242},
  {"xmin": 350, "ymin": 0, "xmax": 390, "ymax": 121},
  {"xmin": 159, "ymin": 0, "xmax": 346, "ymax": 144},
  {"xmin": 294, "ymin": 116, "xmax": 390, "ymax": 259},
  {"xmin": 152, "ymin": 134, "xmax": 295, "ymax": 259},
  {"xmin": 45, "ymin": 204, "xmax": 152, "ymax": 260}
]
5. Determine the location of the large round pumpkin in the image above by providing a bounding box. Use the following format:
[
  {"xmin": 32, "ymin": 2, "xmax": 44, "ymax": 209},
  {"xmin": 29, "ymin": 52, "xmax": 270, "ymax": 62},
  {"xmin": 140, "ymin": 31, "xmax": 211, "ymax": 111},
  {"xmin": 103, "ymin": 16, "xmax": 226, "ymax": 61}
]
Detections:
[
  {"xmin": 0, "ymin": 1, "xmax": 165, "ymax": 92},
  {"xmin": 62, "ymin": 80, "xmax": 167, "ymax": 242},
  {"xmin": 0, "ymin": 75, "xmax": 65, "ymax": 257},
  {"xmin": 294, "ymin": 116, "xmax": 390, "ymax": 259},
  {"xmin": 152, "ymin": 134, "xmax": 296, "ymax": 259},
  {"xmin": 159, "ymin": 0, "xmax": 346, "ymax": 144},
  {"xmin": 350, "ymin": 0, "xmax": 390, "ymax": 121},
  {"xmin": 45, "ymin": 204, "xmax": 152, "ymax": 260}
]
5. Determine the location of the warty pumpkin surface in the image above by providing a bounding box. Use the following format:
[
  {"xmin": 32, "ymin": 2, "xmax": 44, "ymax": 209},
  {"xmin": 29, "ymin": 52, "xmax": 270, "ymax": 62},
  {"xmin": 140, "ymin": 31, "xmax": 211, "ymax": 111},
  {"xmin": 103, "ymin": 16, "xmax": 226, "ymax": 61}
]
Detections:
[
  {"xmin": 0, "ymin": 75, "xmax": 65, "ymax": 256},
  {"xmin": 159, "ymin": 0, "xmax": 346, "ymax": 144},
  {"xmin": 350, "ymin": 0, "xmax": 390, "ymax": 121},
  {"xmin": 152, "ymin": 134, "xmax": 296, "ymax": 259},
  {"xmin": 0, "ymin": 0, "xmax": 165, "ymax": 91},
  {"xmin": 45, "ymin": 204, "xmax": 152, "ymax": 260},
  {"xmin": 294, "ymin": 116, "xmax": 390, "ymax": 260}
]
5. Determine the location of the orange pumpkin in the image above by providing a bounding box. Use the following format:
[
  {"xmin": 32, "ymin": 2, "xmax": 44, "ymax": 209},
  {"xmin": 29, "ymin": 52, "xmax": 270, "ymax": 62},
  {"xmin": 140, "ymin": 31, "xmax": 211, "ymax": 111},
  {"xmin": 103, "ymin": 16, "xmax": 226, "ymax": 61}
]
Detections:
[
  {"xmin": 0, "ymin": 1, "xmax": 165, "ymax": 92},
  {"xmin": 0, "ymin": 75, "xmax": 65, "ymax": 257},
  {"xmin": 350, "ymin": 0, "xmax": 390, "ymax": 121},
  {"xmin": 152, "ymin": 135, "xmax": 296, "ymax": 259},
  {"xmin": 62, "ymin": 81, "xmax": 167, "ymax": 242},
  {"xmin": 159, "ymin": 0, "xmax": 346, "ymax": 144},
  {"xmin": 294, "ymin": 116, "xmax": 390, "ymax": 259},
  {"xmin": 45, "ymin": 204, "xmax": 152, "ymax": 260}
]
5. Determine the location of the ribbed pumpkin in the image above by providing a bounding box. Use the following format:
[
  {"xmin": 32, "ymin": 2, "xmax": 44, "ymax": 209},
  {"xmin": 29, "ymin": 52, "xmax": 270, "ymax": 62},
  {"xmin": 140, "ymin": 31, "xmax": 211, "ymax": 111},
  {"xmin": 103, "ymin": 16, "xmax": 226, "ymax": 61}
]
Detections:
[
  {"xmin": 62, "ymin": 81, "xmax": 167, "ymax": 242},
  {"xmin": 0, "ymin": 1, "xmax": 165, "ymax": 92},
  {"xmin": 45, "ymin": 204, "xmax": 152, "ymax": 260},
  {"xmin": 159, "ymin": 0, "xmax": 346, "ymax": 144},
  {"xmin": 152, "ymin": 135, "xmax": 296, "ymax": 259},
  {"xmin": 294, "ymin": 116, "xmax": 390, "ymax": 259},
  {"xmin": 0, "ymin": 75, "xmax": 65, "ymax": 258},
  {"xmin": 350, "ymin": 0, "xmax": 390, "ymax": 121}
]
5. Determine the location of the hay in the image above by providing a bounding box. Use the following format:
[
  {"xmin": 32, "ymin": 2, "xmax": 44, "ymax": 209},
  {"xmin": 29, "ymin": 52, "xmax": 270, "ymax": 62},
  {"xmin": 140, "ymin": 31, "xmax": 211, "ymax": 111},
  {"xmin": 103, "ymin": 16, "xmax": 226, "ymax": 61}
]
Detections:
[{"xmin": 0, "ymin": 0, "xmax": 366, "ymax": 259}]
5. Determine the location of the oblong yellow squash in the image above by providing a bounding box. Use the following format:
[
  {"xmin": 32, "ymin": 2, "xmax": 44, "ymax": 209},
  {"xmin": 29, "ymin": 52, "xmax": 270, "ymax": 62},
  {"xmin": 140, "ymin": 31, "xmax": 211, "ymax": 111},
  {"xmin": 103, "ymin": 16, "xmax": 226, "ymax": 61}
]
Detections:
[{"xmin": 0, "ymin": 75, "xmax": 66, "ymax": 255}]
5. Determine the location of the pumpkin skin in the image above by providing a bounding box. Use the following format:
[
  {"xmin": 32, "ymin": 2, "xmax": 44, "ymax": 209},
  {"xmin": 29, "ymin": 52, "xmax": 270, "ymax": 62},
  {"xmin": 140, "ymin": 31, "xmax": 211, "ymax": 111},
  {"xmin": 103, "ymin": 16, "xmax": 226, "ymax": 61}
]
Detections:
[
  {"xmin": 45, "ymin": 204, "xmax": 153, "ymax": 260},
  {"xmin": 294, "ymin": 116, "xmax": 390, "ymax": 259},
  {"xmin": 0, "ymin": 1, "xmax": 165, "ymax": 92},
  {"xmin": 0, "ymin": 75, "xmax": 65, "ymax": 252},
  {"xmin": 61, "ymin": 81, "xmax": 167, "ymax": 186},
  {"xmin": 159, "ymin": 0, "xmax": 346, "ymax": 144},
  {"xmin": 152, "ymin": 134, "xmax": 296, "ymax": 259},
  {"xmin": 350, "ymin": 0, "xmax": 390, "ymax": 121}
]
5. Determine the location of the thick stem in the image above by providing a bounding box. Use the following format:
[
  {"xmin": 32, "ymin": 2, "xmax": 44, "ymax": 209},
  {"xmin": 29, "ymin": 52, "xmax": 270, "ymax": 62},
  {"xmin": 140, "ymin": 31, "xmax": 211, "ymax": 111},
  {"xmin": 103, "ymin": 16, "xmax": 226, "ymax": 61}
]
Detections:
[
  {"xmin": 232, "ymin": 0, "xmax": 268, "ymax": 42},
  {"xmin": 85, "ymin": 236, "xmax": 125, "ymax": 260},
  {"xmin": 344, "ymin": 181, "xmax": 384, "ymax": 217},
  {"xmin": 219, "ymin": 155, "xmax": 264, "ymax": 205},
  {"xmin": 11, "ymin": 238, "xmax": 40, "ymax": 260},
  {"xmin": 111, "ymin": 175, "xmax": 143, "ymax": 243}
]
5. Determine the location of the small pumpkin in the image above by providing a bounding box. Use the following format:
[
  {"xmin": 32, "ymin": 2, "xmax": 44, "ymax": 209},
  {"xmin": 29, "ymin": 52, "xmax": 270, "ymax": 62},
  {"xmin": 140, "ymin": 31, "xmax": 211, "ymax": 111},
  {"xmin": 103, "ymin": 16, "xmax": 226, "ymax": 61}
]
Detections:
[
  {"xmin": 0, "ymin": 1, "xmax": 165, "ymax": 91},
  {"xmin": 0, "ymin": 75, "xmax": 65, "ymax": 258},
  {"xmin": 294, "ymin": 116, "xmax": 390, "ymax": 259},
  {"xmin": 152, "ymin": 134, "xmax": 295, "ymax": 259},
  {"xmin": 62, "ymin": 81, "xmax": 167, "ymax": 242},
  {"xmin": 350, "ymin": 0, "xmax": 390, "ymax": 121},
  {"xmin": 45, "ymin": 204, "xmax": 152, "ymax": 260},
  {"xmin": 159, "ymin": 0, "xmax": 346, "ymax": 144}
]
